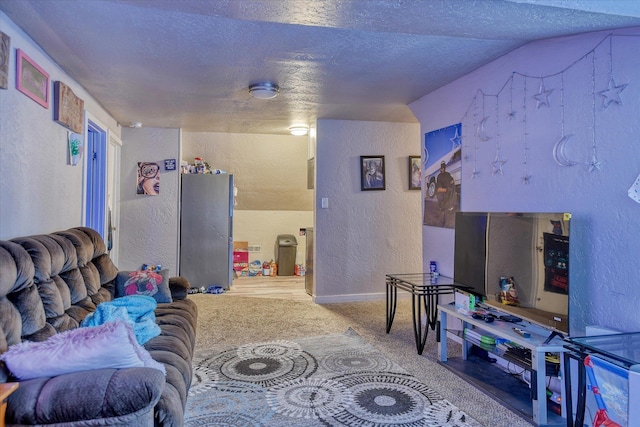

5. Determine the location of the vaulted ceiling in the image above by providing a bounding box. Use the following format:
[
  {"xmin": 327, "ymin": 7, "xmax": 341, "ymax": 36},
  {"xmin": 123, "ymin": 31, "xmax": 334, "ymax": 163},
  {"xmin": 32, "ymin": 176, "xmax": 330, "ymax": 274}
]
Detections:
[{"xmin": 2, "ymin": 0, "xmax": 639, "ymax": 135}]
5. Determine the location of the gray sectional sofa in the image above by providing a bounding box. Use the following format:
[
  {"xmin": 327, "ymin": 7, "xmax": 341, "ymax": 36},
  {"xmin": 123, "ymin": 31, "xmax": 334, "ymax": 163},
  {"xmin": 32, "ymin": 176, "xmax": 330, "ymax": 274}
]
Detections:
[{"xmin": 0, "ymin": 227, "xmax": 197, "ymax": 426}]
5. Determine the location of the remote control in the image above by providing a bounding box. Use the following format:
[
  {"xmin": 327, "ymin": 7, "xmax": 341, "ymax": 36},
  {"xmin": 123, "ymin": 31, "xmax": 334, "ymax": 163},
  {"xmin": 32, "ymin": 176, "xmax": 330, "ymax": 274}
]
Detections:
[{"xmin": 512, "ymin": 327, "xmax": 531, "ymax": 338}]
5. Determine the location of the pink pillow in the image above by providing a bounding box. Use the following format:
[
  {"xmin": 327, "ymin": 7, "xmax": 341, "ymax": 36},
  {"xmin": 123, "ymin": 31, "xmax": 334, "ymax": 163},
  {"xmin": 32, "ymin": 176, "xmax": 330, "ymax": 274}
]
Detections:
[{"xmin": 0, "ymin": 321, "xmax": 165, "ymax": 380}]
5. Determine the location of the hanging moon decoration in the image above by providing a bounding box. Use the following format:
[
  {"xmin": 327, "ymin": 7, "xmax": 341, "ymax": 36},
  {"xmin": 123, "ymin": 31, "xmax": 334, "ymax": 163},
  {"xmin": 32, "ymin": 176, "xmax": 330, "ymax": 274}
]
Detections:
[
  {"xmin": 477, "ymin": 117, "xmax": 491, "ymax": 141},
  {"xmin": 553, "ymin": 134, "xmax": 578, "ymax": 167}
]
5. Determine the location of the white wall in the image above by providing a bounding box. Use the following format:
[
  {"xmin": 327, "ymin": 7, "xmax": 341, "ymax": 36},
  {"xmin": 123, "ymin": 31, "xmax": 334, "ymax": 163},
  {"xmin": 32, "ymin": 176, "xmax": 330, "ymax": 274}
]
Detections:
[
  {"xmin": 315, "ymin": 120, "xmax": 423, "ymax": 302},
  {"xmin": 410, "ymin": 27, "xmax": 640, "ymax": 335},
  {"xmin": 118, "ymin": 127, "xmax": 181, "ymax": 274},
  {"xmin": 182, "ymin": 132, "xmax": 313, "ymax": 211},
  {"xmin": 0, "ymin": 11, "xmax": 120, "ymax": 240},
  {"xmin": 234, "ymin": 210, "xmax": 313, "ymax": 266},
  {"xmin": 182, "ymin": 131, "xmax": 314, "ymax": 269}
]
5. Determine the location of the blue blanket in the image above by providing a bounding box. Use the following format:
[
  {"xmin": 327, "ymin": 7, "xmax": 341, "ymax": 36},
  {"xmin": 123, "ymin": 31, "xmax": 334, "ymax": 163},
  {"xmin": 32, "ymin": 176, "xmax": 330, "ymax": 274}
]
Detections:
[{"xmin": 81, "ymin": 295, "xmax": 161, "ymax": 345}]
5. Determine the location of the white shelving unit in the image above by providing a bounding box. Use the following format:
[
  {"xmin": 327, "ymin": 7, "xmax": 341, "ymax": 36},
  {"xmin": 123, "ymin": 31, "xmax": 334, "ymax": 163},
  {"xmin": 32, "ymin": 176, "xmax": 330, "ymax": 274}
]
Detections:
[{"xmin": 438, "ymin": 302, "xmax": 568, "ymax": 426}]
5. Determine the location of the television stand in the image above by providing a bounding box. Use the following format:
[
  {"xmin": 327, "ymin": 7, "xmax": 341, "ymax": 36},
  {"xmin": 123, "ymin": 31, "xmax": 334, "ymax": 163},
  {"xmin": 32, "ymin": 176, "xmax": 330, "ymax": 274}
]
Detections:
[{"xmin": 438, "ymin": 302, "xmax": 568, "ymax": 426}]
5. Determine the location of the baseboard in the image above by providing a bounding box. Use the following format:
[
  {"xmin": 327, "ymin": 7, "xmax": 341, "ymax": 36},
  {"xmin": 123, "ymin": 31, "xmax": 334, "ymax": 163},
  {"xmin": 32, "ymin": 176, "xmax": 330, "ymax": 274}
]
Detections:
[{"xmin": 314, "ymin": 291, "xmax": 411, "ymax": 304}]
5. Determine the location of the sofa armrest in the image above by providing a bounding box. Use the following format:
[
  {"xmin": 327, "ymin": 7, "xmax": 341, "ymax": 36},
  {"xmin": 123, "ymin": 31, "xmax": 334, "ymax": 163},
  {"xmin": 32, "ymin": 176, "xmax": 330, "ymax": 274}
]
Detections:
[
  {"xmin": 169, "ymin": 276, "xmax": 190, "ymax": 300},
  {"xmin": 7, "ymin": 367, "xmax": 164, "ymax": 425}
]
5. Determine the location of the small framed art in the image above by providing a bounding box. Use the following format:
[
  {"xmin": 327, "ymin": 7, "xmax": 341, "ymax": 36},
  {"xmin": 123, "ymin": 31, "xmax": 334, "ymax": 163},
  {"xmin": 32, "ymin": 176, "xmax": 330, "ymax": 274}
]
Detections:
[
  {"xmin": 360, "ymin": 155, "xmax": 385, "ymax": 191},
  {"xmin": 409, "ymin": 156, "xmax": 421, "ymax": 190},
  {"xmin": 0, "ymin": 31, "xmax": 10, "ymax": 90},
  {"xmin": 54, "ymin": 81, "xmax": 84, "ymax": 133},
  {"xmin": 16, "ymin": 49, "xmax": 50, "ymax": 108}
]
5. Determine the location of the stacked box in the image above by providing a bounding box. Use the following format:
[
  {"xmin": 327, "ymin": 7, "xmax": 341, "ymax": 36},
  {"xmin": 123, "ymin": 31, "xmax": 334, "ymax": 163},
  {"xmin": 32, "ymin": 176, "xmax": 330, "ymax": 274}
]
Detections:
[{"xmin": 233, "ymin": 241, "xmax": 249, "ymax": 272}]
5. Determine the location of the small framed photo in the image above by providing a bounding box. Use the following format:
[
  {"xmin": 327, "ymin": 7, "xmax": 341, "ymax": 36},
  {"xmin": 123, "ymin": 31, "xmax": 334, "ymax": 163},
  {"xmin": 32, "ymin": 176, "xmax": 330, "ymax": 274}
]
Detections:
[
  {"xmin": 16, "ymin": 49, "xmax": 50, "ymax": 108},
  {"xmin": 409, "ymin": 156, "xmax": 421, "ymax": 190},
  {"xmin": 360, "ymin": 155, "xmax": 385, "ymax": 191},
  {"xmin": 164, "ymin": 158, "xmax": 177, "ymax": 171}
]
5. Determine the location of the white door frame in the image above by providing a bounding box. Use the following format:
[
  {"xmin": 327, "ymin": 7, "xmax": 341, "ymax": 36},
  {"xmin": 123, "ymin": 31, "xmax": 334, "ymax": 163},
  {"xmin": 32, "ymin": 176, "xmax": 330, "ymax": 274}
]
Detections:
[
  {"xmin": 107, "ymin": 131, "xmax": 122, "ymax": 265},
  {"xmin": 82, "ymin": 112, "xmax": 108, "ymax": 239}
]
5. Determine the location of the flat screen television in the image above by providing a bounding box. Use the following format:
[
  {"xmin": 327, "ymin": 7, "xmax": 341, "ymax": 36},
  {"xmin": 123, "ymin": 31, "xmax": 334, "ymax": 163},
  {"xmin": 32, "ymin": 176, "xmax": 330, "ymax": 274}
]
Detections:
[{"xmin": 454, "ymin": 212, "xmax": 571, "ymax": 335}]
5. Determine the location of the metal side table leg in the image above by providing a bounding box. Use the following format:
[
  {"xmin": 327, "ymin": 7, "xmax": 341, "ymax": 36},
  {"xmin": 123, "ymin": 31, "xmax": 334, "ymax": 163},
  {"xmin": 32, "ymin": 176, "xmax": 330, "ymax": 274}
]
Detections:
[
  {"xmin": 386, "ymin": 279, "xmax": 397, "ymax": 333},
  {"xmin": 411, "ymin": 293, "xmax": 429, "ymax": 355}
]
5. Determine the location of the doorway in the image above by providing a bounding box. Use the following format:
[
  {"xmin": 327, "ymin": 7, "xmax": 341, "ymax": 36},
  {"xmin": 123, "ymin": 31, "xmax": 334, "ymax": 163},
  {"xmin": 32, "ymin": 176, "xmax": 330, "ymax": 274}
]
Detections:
[{"xmin": 84, "ymin": 115, "xmax": 107, "ymax": 239}]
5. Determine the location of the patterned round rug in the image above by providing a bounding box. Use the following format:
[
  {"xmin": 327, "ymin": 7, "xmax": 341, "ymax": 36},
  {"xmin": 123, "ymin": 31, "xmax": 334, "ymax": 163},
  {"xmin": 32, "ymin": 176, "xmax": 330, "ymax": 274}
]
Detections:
[
  {"xmin": 319, "ymin": 349, "xmax": 396, "ymax": 373},
  {"xmin": 185, "ymin": 331, "xmax": 482, "ymax": 427},
  {"xmin": 185, "ymin": 381, "xmax": 274, "ymax": 426},
  {"xmin": 194, "ymin": 340, "xmax": 318, "ymax": 388},
  {"xmin": 319, "ymin": 371, "xmax": 442, "ymax": 425}
]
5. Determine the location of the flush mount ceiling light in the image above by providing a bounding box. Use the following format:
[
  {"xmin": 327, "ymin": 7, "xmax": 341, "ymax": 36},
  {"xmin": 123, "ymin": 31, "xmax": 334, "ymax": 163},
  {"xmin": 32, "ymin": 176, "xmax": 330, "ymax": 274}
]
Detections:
[
  {"xmin": 129, "ymin": 122, "xmax": 142, "ymax": 128},
  {"xmin": 249, "ymin": 82, "xmax": 279, "ymax": 99},
  {"xmin": 289, "ymin": 125, "xmax": 309, "ymax": 136}
]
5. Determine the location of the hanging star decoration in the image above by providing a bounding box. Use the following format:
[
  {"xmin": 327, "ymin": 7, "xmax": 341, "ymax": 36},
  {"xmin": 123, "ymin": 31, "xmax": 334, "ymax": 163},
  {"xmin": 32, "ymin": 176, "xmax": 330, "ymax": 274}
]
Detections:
[
  {"xmin": 471, "ymin": 168, "xmax": 480, "ymax": 179},
  {"xmin": 534, "ymin": 80, "xmax": 553, "ymax": 109},
  {"xmin": 522, "ymin": 174, "xmax": 531, "ymax": 184},
  {"xmin": 507, "ymin": 110, "xmax": 517, "ymax": 120},
  {"xmin": 588, "ymin": 155, "xmax": 602, "ymax": 172},
  {"xmin": 450, "ymin": 128, "xmax": 462, "ymax": 150},
  {"xmin": 491, "ymin": 154, "xmax": 507, "ymax": 175},
  {"xmin": 598, "ymin": 77, "xmax": 628, "ymax": 109}
]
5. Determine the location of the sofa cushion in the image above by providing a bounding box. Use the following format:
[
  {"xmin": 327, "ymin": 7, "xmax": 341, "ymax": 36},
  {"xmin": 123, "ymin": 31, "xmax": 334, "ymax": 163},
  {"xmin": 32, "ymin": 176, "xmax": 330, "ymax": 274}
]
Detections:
[
  {"xmin": 117, "ymin": 269, "xmax": 172, "ymax": 303},
  {"xmin": 7, "ymin": 367, "xmax": 165, "ymax": 425},
  {"xmin": 1, "ymin": 320, "xmax": 164, "ymax": 381}
]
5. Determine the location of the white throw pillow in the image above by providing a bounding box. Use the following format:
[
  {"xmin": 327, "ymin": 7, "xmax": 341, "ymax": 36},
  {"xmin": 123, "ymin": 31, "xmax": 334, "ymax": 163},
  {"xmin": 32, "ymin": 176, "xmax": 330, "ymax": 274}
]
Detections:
[{"xmin": 0, "ymin": 320, "xmax": 165, "ymax": 380}]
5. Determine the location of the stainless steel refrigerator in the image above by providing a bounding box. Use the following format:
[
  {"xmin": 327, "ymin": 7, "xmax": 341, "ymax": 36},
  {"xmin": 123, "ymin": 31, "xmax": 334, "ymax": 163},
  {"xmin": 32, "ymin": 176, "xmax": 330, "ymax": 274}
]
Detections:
[{"xmin": 179, "ymin": 174, "xmax": 233, "ymax": 290}]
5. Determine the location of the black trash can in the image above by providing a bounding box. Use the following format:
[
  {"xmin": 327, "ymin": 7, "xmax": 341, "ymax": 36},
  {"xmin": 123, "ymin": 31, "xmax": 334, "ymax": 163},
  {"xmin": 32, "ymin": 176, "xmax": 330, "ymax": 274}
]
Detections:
[{"xmin": 276, "ymin": 234, "xmax": 298, "ymax": 276}]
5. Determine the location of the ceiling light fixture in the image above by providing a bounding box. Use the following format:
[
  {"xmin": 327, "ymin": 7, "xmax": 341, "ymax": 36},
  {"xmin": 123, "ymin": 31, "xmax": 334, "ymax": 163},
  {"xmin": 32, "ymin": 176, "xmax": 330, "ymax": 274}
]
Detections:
[
  {"xmin": 129, "ymin": 122, "xmax": 142, "ymax": 128},
  {"xmin": 249, "ymin": 82, "xmax": 279, "ymax": 99},
  {"xmin": 289, "ymin": 125, "xmax": 309, "ymax": 136}
]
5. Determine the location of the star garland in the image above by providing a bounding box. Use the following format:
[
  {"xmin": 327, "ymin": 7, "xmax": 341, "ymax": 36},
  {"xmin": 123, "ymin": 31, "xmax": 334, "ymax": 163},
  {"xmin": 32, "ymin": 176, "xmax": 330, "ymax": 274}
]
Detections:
[
  {"xmin": 491, "ymin": 94, "xmax": 506, "ymax": 176},
  {"xmin": 598, "ymin": 35, "xmax": 628, "ymax": 109},
  {"xmin": 470, "ymin": 94, "xmax": 480, "ymax": 178},
  {"xmin": 456, "ymin": 33, "xmax": 634, "ymax": 183},
  {"xmin": 533, "ymin": 77, "xmax": 553, "ymax": 109},
  {"xmin": 521, "ymin": 76, "xmax": 531, "ymax": 183},
  {"xmin": 589, "ymin": 52, "xmax": 602, "ymax": 172},
  {"xmin": 507, "ymin": 74, "xmax": 517, "ymax": 120},
  {"xmin": 552, "ymin": 73, "xmax": 577, "ymax": 167}
]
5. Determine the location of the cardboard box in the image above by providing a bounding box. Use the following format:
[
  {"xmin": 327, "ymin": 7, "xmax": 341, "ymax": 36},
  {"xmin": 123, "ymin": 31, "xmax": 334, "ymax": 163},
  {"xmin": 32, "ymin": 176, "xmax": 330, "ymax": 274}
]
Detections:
[
  {"xmin": 233, "ymin": 241, "xmax": 248, "ymax": 251},
  {"xmin": 233, "ymin": 242, "xmax": 249, "ymax": 272}
]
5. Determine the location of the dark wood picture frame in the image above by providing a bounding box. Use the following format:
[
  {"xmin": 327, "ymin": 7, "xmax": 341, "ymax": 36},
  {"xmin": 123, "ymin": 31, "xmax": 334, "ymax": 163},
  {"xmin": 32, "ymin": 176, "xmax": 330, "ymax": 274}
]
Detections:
[
  {"xmin": 360, "ymin": 155, "xmax": 385, "ymax": 191},
  {"xmin": 409, "ymin": 155, "xmax": 421, "ymax": 190}
]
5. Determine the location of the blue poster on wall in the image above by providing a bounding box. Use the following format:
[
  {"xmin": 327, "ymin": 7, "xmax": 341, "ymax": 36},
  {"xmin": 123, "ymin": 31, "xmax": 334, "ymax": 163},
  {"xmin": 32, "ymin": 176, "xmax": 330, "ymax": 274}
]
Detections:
[{"xmin": 423, "ymin": 123, "xmax": 462, "ymax": 229}]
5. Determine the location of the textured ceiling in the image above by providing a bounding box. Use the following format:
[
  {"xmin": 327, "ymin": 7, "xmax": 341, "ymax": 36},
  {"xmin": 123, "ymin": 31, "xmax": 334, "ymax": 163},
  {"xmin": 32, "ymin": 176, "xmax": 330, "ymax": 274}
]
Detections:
[{"xmin": 2, "ymin": 0, "xmax": 640, "ymax": 135}]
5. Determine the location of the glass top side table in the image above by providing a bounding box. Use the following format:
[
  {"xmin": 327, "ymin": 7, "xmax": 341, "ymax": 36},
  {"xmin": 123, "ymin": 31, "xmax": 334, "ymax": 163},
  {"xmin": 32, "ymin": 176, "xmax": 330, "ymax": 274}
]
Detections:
[{"xmin": 385, "ymin": 273, "xmax": 456, "ymax": 355}]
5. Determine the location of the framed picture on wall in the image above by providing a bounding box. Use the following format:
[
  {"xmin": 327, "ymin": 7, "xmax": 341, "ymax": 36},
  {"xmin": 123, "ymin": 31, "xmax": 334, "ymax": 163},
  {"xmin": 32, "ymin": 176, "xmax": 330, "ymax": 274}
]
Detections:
[
  {"xmin": 360, "ymin": 155, "xmax": 385, "ymax": 191},
  {"xmin": 54, "ymin": 81, "xmax": 84, "ymax": 133},
  {"xmin": 0, "ymin": 31, "xmax": 10, "ymax": 90},
  {"xmin": 137, "ymin": 162, "xmax": 161, "ymax": 196},
  {"xmin": 409, "ymin": 156, "xmax": 421, "ymax": 190},
  {"xmin": 16, "ymin": 49, "xmax": 50, "ymax": 108}
]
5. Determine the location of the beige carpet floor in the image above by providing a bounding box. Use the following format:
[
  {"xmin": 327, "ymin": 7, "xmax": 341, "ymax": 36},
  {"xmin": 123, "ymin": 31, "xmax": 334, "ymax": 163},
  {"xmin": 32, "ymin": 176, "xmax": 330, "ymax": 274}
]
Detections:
[{"xmin": 189, "ymin": 292, "xmax": 534, "ymax": 427}]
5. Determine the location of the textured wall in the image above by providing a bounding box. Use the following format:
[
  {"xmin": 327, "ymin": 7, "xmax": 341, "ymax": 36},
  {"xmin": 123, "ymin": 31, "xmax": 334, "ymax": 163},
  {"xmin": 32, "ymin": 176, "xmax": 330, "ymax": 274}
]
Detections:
[
  {"xmin": 233, "ymin": 210, "xmax": 313, "ymax": 266},
  {"xmin": 118, "ymin": 128, "xmax": 181, "ymax": 274},
  {"xmin": 411, "ymin": 27, "xmax": 640, "ymax": 335},
  {"xmin": 0, "ymin": 12, "xmax": 120, "ymax": 240},
  {"xmin": 182, "ymin": 132, "xmax": 313, "ymax": 211},
  {"xmin": 315, "ymin": 120, "xmax": 422, "ymax": 301}
]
